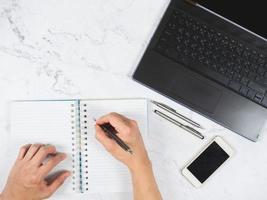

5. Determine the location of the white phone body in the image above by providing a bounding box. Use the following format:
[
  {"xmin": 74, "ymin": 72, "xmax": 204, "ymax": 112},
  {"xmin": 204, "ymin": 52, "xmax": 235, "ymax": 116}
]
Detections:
[{"xmin": 182, "ymin": 136, "xmax": 234, "ymax": 187}]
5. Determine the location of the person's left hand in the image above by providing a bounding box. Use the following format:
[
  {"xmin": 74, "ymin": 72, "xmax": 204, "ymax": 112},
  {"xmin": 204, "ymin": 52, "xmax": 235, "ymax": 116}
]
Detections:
[{"xmin": 0, "ymin": 144, "xmax": 71, "ymax": 200}]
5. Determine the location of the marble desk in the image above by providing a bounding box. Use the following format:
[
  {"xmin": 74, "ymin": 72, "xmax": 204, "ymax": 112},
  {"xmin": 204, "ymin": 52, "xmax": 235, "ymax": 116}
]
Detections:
[{"xmin": 0, "ymin": 0, "xmax": 267, "ymax": 199}]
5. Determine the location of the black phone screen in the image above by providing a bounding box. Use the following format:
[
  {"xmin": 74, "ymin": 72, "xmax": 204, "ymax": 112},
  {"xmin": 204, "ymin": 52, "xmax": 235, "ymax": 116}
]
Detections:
[{"xmin": 187, "ymin": 141, "xmax": 230, "ymax": 183}]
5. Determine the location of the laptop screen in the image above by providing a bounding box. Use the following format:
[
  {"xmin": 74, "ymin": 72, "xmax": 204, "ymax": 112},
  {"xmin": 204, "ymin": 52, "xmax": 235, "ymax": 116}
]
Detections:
[{"xmin": 195, "ymin": 0, "xmax": 266, "ymax": 40}]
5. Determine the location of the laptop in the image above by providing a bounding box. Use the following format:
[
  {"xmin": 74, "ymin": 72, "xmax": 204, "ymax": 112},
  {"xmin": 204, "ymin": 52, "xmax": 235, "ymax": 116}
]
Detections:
[{"xmin": 133, "ymin": 0, "xmax": 267, "ymax": 142}]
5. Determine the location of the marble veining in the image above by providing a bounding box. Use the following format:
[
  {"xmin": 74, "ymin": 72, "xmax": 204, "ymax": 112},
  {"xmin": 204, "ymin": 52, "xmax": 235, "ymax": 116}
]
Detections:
[{"xmin": 1, "ymin": 0, "xmax": 267, "ymax": 199}]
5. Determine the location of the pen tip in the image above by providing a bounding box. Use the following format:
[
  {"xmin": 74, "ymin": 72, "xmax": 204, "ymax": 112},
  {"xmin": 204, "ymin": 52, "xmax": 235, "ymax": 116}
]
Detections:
[
  {"xmin": 128, "ymin": 149, "xmax": 133, "ymax": 155},
  {"xmin": 151, "ymin": 100, "xmax": 159, "ymax": 104},
  {"xmin": 200, "ymin": 135, "xmax": 205, "ymax": 140},
  {"xmin": 93, "ymin": 117, "xmax": 97, "ymax": 122}
]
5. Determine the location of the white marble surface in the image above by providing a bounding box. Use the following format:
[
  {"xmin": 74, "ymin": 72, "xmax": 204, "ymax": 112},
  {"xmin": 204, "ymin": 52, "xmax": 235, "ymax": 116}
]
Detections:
[{"xmin": 1, "ymin": 0, "xmax": 267, "ymax": 199}]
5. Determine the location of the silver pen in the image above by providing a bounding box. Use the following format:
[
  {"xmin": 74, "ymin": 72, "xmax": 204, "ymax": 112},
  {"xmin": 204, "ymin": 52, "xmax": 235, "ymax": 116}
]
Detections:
[
  {"xmin": 154, "ymin": 110, "xmax": 204, "ymax": 140},
  {"xmin": 151, "ymin": 100, "xmax": 203, "ymax": 129}
]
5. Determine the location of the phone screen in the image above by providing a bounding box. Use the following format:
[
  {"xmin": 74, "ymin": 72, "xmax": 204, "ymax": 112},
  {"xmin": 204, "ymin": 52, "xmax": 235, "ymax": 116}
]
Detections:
[{"xmin": 187, "ymin": 141, "xmax": 230, "ymax": 183}]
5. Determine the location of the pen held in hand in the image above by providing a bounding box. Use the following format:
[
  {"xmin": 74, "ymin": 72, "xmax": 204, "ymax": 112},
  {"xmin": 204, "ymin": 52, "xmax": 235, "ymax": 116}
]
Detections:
[{"xmin": 93, "ymin": 118, "xmax": 133, "ymax": 155}]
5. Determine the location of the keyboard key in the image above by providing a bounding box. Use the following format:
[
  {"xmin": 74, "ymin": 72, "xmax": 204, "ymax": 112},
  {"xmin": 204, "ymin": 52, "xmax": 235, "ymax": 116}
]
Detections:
[
  {"xmin": 247, "ymin": 90, "xmax": 257, "ymax": 99},
  {"xmin": 167, "ymin": 22, "xmax": 178, "ymax": 30},
  {"xmin": 232, "ymin": 72, "xmax": 242, "ymax": 81},
  {"xmin": 163, "ymin": 30, "xmax": 174, "ymax": 36},
  {"xmin": 240, "ymin": 86, "xmax": 249, "ymax": 96},
  {"xmin": 255, "ymin": 75, "xmax": 261, "ymax": 82},
  {"xmin": 254, "ymin": 93, "xmax": 264, "ymax": 103},
  {"xmin": 213, "ymin": 73, "xmax": 230, "ymax": 86},
  {"xmin": 248, "ymin": 81, "xmax": 266, "ymax": 94},
  {"xmin": 240, "ymin": 77, "xmax": 249, "ymax": 85},
  {"xmin": 261, "ymin": 96, "xmax": 267, "ymax": 107},
  {"xmin": 167, "ymin": 48, "xmax": 183, "ymax": 61},
  {"xmin": 254, "ymin": 77, "xmax": 267, "ymax": 87},
  {"xmin": 240, "ymin": 68, "xmax": 249, "ymax": 76},
  {"xmin": 229, "ymin": 81, "xmax": 241, "ymax": 91},
  {"xmin": 257, "ymin": 67, "xmax": 265, "ymax": 76},
  {"xmin": 156, "ymin": 42, "xmax": 167, "ymax": 52},
  {"xmin": 248, "ymin": 72, "xmax": 256, "ymax": 80}
]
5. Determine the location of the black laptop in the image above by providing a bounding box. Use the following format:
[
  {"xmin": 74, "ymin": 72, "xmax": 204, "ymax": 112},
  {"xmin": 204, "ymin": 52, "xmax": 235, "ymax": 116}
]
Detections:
[{"xmin": 133, "ymin": 0, "xmax": 267, "ymax": 141}]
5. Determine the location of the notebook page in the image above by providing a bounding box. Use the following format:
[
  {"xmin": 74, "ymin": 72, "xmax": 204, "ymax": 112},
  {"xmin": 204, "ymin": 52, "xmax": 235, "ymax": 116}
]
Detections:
[
  {"xmin": 79, "ymin": 99, "xmax": 148, "ymax": 193},
  {"xmin": 9, "ymin": 100, "xmax": 77, "ymax": 194}
]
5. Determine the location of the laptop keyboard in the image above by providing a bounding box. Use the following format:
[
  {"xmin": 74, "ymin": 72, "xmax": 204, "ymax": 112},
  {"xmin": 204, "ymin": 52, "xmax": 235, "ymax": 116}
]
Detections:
[{"xmin": 156, "ymin": 8, "xmax": 267, "ymax": 108}]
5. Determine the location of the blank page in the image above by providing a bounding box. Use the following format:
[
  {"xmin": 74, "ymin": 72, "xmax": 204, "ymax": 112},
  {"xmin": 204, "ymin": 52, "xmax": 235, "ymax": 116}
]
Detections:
[
  {"xmin": 9, "ymin": 100, "xmax": 77, "ymax": 194},
  {"xmin": 79, "ymin": 99, "xmax": 148, "ymax": 193}
]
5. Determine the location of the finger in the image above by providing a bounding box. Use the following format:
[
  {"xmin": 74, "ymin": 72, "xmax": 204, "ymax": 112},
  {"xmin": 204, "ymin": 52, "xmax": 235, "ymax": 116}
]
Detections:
[
  {"xmin": 95, "ymin": 125, "xmax": 119, "ymax": 153},
  {"xmin": 96, "ymin": 112, "xmax": 131, "ymax": 133},
  {"xmin": 17, "ymin": 144, "xmax": 32, "ymax": 160},
  {"xmin": 24, "ymin": 144, "xmax": 44, "ymax": 160},
  {"xmin": 97, "ymin": 112, "xmax": 129, "ymax": 124},
  {"xmin": 40, "ymin": 153, "xmax": 67, "ymax": 176},
  {"xmin": 44, "ymin": 171, "xmax": 71, "ymax": 198},
  {"xmin": 33, "ymin": 145, "xmax": 57, "ymax": 165}
]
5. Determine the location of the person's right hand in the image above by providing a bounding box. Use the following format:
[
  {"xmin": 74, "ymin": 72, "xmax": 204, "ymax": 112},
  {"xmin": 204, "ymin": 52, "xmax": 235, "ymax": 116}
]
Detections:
[
  {"xmin": 95, "ymin": 112, "xmax": 151, "ymax": 172},
  {"xmin": 0, "ymin": 144, "xmax": 70, "ymax": 200},
  {"xmin": 95, "ymin": 113, "xmax": 162, "ymax": 200}
]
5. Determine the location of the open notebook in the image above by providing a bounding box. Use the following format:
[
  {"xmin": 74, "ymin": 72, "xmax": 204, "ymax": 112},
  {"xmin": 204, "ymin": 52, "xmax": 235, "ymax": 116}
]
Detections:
[{"xmin": 9, "ymin": 99, "xmax": 148, "ymax": 193}]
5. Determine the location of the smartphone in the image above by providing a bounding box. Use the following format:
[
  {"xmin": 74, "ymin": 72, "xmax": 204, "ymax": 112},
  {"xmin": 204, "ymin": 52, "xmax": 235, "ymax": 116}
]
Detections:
[{"xmin": 182, "ymin": 136, "xmax": 234, "ymax": 187}]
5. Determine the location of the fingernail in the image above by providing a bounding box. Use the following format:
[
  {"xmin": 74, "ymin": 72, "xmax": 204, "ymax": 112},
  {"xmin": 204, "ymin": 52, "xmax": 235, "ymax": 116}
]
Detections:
[
  {"xmin": 62, "ymin": 153, "xmax": 67, "ymax": 158},
  {"xmin": 58, "ymin": 152, "xmax": 67, "ymax": 159},
  {"xmin": 65, "ymin": 171, "xmax": 71, "ymax": 177}
]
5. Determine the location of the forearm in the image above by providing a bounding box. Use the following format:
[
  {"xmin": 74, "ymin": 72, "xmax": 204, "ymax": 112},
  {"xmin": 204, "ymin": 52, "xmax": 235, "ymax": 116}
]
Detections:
[
  {"xmin": 95, "ymin": 113, "xmax": 162, "ymax": 199},
  {"xmin": 130, "ymin": 161, "xmax": 162, "ymax": 200}
]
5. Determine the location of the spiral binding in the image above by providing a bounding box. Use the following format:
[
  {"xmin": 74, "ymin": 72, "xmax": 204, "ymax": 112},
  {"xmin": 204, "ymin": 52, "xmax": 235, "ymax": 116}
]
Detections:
[
  {"xmin": 80, "ymin": 103, "xmax": 89, "ymax": 191},
  {"xmin": 70, "ymin": 102, "xmax": 82, "ymax": 193}
]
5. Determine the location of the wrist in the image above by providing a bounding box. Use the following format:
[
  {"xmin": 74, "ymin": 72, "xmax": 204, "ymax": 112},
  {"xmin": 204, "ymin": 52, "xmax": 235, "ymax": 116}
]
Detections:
[
  {"xmin": 128, "ymin": 147, "xmax": 152, "ymax": 173},
  {"xmin": 1, "ymin": 190, "xmax": 20, "ymax": 200},
  {"xmin": 129, "ymin": 158, "xmax": 152, "ymax": 175}
]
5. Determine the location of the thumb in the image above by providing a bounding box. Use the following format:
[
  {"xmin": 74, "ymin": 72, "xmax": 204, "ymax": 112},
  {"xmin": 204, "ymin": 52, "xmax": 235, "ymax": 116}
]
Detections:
[
  {"xmin": 45, "ymin": 171, "xmax": 71, "ymax": 198},
  {"xmin": 95, "ymin": 125, "xmax": 118, "ymax": 153}
]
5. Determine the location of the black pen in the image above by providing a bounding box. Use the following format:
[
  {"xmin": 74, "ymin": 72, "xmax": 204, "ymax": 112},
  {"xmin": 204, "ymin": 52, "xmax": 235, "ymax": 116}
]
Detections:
[{"xmin": 94, "ymin": 118, "xmax": 133, "ymax": 155}]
